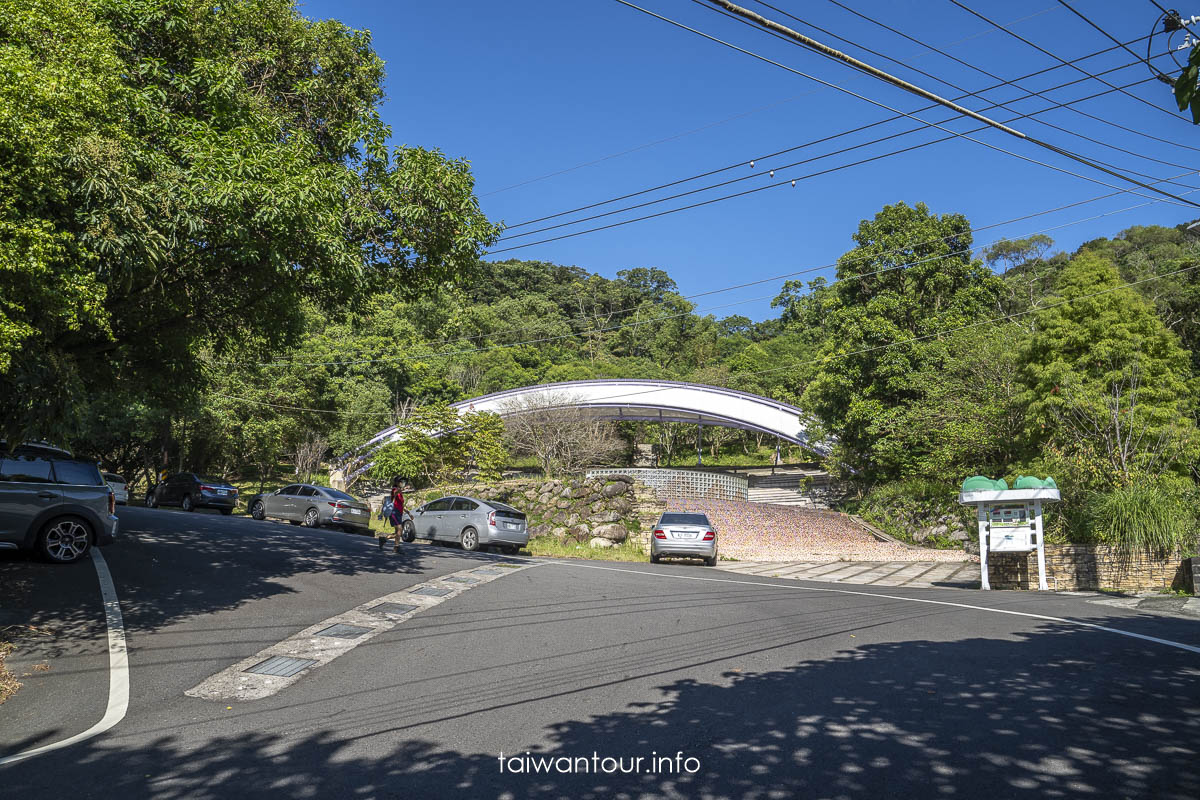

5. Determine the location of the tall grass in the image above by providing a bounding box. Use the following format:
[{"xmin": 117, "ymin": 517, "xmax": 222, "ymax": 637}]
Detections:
[{"xmin": 1085, "ymin": 482, "xmax": 1195, "ymax": 556}]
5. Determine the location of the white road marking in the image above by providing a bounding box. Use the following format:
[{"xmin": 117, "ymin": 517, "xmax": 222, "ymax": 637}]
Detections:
[
  {"xmin": 0, "ymin": 549, "xmax": 130, "ymax": 766},
  {"xmin": 187, "ymin": 561, "xmax": 537, "ymax": 702},
  {"xmin": 547, "ymin": 561, "xmax": 1200, "ymax": 656}
]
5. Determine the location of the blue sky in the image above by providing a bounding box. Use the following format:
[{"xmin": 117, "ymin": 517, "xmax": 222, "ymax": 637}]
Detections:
[{"xmin": 301, "ymin": 0, "xmax": 1200, "ymax": 320}]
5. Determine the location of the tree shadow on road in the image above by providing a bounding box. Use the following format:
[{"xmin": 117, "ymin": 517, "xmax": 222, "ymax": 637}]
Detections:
[{"xmin": 3, "ymin": 615, "xmax": 1197, "ymax": 799}]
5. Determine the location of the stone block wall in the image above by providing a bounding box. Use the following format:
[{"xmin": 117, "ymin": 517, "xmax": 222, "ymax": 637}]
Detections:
[{"xmin": 988, "ymin": 545, "xmax": 1194, "ymax": 593}]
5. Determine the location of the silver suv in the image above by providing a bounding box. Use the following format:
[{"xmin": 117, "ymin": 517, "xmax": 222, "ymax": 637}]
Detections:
[{"xmin": 0, "ymin": 443, "xmax": 119, "ymax": 563}]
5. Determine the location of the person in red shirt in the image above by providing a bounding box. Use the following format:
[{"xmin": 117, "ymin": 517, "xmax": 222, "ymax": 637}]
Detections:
[{"xmin": 387, "ymin": 476, "xmax": 406, "ymax": 553}]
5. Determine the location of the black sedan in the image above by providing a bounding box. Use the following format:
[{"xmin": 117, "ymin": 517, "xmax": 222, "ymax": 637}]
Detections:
[{"xmin": 145, "ymin": 472, "xmax": 240, "ymax": 514}]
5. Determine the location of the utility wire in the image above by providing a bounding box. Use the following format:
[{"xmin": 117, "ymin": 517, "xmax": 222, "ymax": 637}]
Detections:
[
  {"xmin": 220, "ymin": 243, "xmax": 1200, "ymax": 419},
  {"xmin": 814, "ymin": 0, "xmax": 1200, "ymax": 162},
  {"xmin": 1054, "ymin": 0, "xmax": 1153, "ymax": 69},
  {"xmin": 499, "ymin": 71, "xmax": 1193, "ymax": 245},
  {"xmin": 946, "ymin": 0, "xmax": 1186, "ymax": 121},
  {"xmin": 479, "ymin": 3, "xmax": 1063, "ymax": 199},
  {"xmin": 236, "ymin": 175, "xmax": 1197, "ymax": 367},
  {"xmin": 503, "ymin": 34, "xmax": 1187, "ymax": 234},
  {"xmin": 699, "ymin": 0, "xmax": 1200, "ymax": 208},
  {"xmin": 237, "ymin": 176, "xmax": 1198, "ymax": 370}
]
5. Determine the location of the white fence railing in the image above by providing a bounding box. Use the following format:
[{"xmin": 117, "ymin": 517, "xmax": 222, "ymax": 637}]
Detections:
[{"xmin": 587, "ymin": 468, "xmax": 748, "ymax": 501}]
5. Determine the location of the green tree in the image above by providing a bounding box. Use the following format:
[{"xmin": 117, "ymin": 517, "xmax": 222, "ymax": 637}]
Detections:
[
  {"xmin": 801, "ymin": 202, "xmax": 1003, "ymax": 478},
  {"xmin": 0, "ymin": 0, "xmax": 499, "ymax": 441},
  {"xmin": 1020, "ymin": 250, "xmax": 1198, "ymax": 486}
]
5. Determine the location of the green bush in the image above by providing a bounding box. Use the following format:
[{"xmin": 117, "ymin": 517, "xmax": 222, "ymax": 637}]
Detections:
[
  {"xmin": 854, "ymin": 478, "xmax": 972, "ymax": 549},
  {"xmin": 1085, "ymin": 480, "xmax": 1197, "ymax": 556}
]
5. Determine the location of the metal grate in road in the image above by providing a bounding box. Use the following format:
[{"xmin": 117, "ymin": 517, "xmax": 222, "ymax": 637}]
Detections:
[
  {"xmin": 410, "ymin": 586, "xmax": 452, "ymax": 597},
  {"xmin": 443, "ymin": 576, "xmax": 479, "ymax": 584},
  {"xmin": 473, "ymin": 568, "xmax": 505, "ymax": 576},
  {"xmin": 314, "ymin": 623, "xmax": 373, "ymax": 639},
  {"xmin": 244, "ymin": 656, "xmax": 318, "ymax": 678},
  {"xmin": 368, "ymin": 602, "xmax": 419, "ymax": 617}
]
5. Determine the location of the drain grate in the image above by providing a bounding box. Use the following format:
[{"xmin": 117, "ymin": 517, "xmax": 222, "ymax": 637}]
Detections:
[
  {"xmin": 314, "ymin": 623, "xmax": 373, "ymax": 639},
  {"xmin": 410, "ymin": 586, "xmax": 452, "ymax": 597},
  {"xmin": 369, "ymin": 602, "xmax": 419, "ymax": 617},
  {"xmin": 443, "ymin": 576, "xmax": 479, "ymax": 584},
  {"xmin": 473, "ymin": 568, "xmax": 504, "ymax": 576},
  {"xmin": 244, "ymin": 656, "xmax": 318, "ymax": 678}
]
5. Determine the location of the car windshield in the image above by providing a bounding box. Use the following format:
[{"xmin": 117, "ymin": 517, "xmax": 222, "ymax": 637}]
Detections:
[
  {"xmin": 322, "ymin": 488, "xmax": 356, "ymax": 501},
  {"xmin": 103, "ymin": 473, "xmax": 125, "ymax": 483},
  {"xmin": 660, "ymin": 513, "xmax": 710, "ymax": 526}
]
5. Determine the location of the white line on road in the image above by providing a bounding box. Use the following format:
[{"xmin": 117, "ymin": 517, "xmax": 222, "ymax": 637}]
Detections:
[
  {"xmin": 0, "ymin": 549, "xmax": 130, "ymax": 767},
  {"xmin": 547, "ymin": 561, "xmax": 1200, "ymax": 656}
]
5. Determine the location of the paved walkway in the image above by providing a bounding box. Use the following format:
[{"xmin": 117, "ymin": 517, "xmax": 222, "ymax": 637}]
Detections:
[{"xmin": 714, "ymin": 560, "xmax": 980, "ymax": 589}]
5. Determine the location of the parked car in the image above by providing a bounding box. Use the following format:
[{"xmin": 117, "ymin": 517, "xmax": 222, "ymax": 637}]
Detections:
[
  {"xmin": 246, "ymin": 483, "xmax": 373, "ymax": 533},
  {"xmin": 0, "ymin": 442, "xmax": 119, "ymax": 563},
  {"xmin": 405, "ymin": 495, "xmax": 528, "ymax": 554},
  {"xmin": 145, "ymin": 472, "xmax": 239, "ymax": 514},
  {"xmin": 650, "ymin": 511, "xmax": 718, "ymax": 566},
  {"xmin": 103, "ymin": 472, "xmax": 128, "ymax": 505}
]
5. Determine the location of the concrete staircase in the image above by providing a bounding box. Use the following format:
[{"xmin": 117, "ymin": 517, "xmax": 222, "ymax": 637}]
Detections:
[{"xmin": 745, "ymin": 470, "xmax": 836, "ymax": 508}]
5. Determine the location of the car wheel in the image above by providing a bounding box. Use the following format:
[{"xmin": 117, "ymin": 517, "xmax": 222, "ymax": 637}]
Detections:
[
  {"xmin": 146, "ymin": 491, "xmax": 157, "ymax": 508},
  {"xmin": 251, "ymin": 501, "xmax": 265, "ymax": 521},
  {"xmin": 650, "ymin": 553, "xmax": 660, "ymax": 564},
  {"xmin": 705, "ymin": 555, "xmax": 717, "ymax": 567},
  {"xmin": 303, "ymin": 508, "xmax": 320, "ymax": 528},
  {"xmin": 401, "ymin": 521, "xmax": 416, "ymax": 543},
  {"xmin": 460, "ymin": 527, "xmax": 480, "ymax": 552},
  {"xmin": 181, "ymin": 495, "xmax": 194, "ymax": 512},
  {"xmin": 39, "ymin": 517, "xmax": 92, "ymax": 564}
]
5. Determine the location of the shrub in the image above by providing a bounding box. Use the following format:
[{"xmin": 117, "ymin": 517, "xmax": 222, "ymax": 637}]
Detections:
[{"xmin": 1084, "ymin": 480, "xmax": 1197, "ymax": 556}]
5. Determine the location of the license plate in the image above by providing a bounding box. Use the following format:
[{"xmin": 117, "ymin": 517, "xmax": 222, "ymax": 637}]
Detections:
[
  {"xmin": 217, "ymin": 489, "xmax": 228, "ymax": 496},
  {"xmin": 673, "ymin": 531, "xmax": 696, "ymax": 539},
  {"xmin": 352, "ymin": 509, "xmax": 364, "ymax": 515},
  {"xmin": 504, "ymin": 522, "xmax": 518, "ymax": 530}
]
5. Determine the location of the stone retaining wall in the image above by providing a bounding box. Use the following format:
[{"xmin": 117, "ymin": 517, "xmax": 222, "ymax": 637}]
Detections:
[{"xmin": 988, "ymin": 545, "xmax": 1195, "ymax": 593}]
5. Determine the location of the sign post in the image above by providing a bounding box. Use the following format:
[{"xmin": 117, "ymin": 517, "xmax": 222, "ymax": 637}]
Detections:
[{"xmin": 958, "ymin": 477, "xmax": 1060, "ymax": 591}]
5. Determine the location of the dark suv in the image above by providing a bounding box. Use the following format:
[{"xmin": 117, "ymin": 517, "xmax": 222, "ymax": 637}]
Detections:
[
  {"xmin": 146, "ymin": 472, "xmax": 239, "ymax": 514},
  {"xmin": 0, "ymin": 443, "xmax": 119, "ymax": 563}
]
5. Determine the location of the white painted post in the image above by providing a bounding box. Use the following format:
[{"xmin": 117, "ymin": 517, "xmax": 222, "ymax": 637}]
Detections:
[
  {"xmin": 1033, "ymin": 499, "xmax": 1048, "ymax": 591},
  {"xmin": 978, "ymin": 504, "xmax": 991, "ymax": 591}
]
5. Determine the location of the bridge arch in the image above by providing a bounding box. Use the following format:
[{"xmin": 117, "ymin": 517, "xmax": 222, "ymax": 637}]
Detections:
[{"xmin": 353, "ymin": 380, "xmax": 823, "ymax": 475}]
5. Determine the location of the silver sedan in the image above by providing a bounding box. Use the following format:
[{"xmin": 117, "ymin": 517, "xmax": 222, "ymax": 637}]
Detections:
[
  {"xmin": 404, "ymin": 495, "xmax": 528, "ymax": 553},
  {"xmin": 650, "ymin": 512, "xmax": 718, "ymax": 566},
  {"xmin": 248, "ymin": 483, "xmax": 373, "ymax": 533}
]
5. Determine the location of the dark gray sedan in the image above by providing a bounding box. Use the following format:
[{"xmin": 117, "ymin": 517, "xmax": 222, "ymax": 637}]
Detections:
[
  {"xmin": 247, "ymin": 483, "xmax": 372, "ymax": 533},
  {"xmin": 405, "ymin": 495, "xmax": 527, "ymax": 553}
]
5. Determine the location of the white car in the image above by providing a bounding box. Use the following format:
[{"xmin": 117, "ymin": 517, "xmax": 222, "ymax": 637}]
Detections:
[{"xmin": 103, "ymin": 472, "xmax": 129, "ymax": 505}]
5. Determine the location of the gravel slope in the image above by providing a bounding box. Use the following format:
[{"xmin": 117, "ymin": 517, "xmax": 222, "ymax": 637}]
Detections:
[{"xmin": 664, "ymin": 499, "xmax": 974, "ymax": 562}]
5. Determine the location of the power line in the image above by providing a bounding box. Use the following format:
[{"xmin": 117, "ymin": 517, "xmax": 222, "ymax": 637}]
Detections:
[
  {"xmin": 235, "ymin": 175, "xmax": 1195, "ymax": 368},
  {"xmin": 698, "ymin": 0, "xmax": 1200, "ymax": 208},
  {"xmin": 945, "ymin": 0, "xmax": 1187, "ymax": 122},
  {"xmin": 1054, "ymin": 0, "xmax": 1153, "ymax": 69},
  {"xmin": 814, "ymin": 0, "xmax": 1200, "ymax": 162},
  {"xmin": 239, "ymin": 178, "xmax": 1198, "ymax": 370},
  {"xmin": 478, "ymin": 3, "xmax": 1064, "ymax": 199},
  {"xmin": 225, "ymin": 248, "xmax": 1200, "ymax": 420},
  {"xmin": 498, "ymin": 71, "xmax": 1195, "ymax": 245},
  {"xmin": 501, "ymin": 35, "xmax": 1191, "ymax": 237}
]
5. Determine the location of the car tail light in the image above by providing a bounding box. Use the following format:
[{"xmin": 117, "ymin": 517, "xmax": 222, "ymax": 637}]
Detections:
[
  {"xmin": 108, "ymin": 489, "xmax": 116, "ymax": 515},
  {"xmin": 703, "ymin": 531, "xmax": 715, "ymax": 541},
  {"xmin": 200, "ymin": 484, "xmax": 214, "ymax": 493},
  {"xmin": 653, "ymin": 529, "xmax": 666, "ymax": 539},
  {"xmin": 328, "ymin": 501, "xmax": 347, "ymax": 509},
  {"xmin": 488, "ymin": 511, "xmax": 498, "ymax": 527}
]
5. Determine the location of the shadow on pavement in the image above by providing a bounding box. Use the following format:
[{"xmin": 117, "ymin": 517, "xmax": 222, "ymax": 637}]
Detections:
[{"xmin": 3, "ymin": 616, "xmax": 1197, "ymax": 799}]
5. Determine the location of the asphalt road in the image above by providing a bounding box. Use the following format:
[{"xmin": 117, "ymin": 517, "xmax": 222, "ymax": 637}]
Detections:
[{"xmin": 1, "ymin": 505, "xmax": 1199, "ymax": 799}]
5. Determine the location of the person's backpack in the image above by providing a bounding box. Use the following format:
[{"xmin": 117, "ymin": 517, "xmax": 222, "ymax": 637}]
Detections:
[{"xmin": 381, "ymin": 498, "xmax": 394, "ymax": 520}]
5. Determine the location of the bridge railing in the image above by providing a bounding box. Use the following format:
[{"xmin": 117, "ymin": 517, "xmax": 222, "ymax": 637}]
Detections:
[{"xmin": 586, "ymin": 468, "xmax": 749, "ymax": 501}]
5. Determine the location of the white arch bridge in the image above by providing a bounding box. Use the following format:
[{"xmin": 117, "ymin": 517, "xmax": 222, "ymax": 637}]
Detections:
[{"xmin": 349, "ymin": 380, "xmax": 823, "ymax": 478}]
